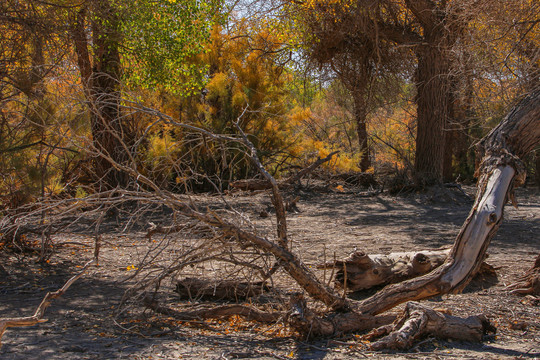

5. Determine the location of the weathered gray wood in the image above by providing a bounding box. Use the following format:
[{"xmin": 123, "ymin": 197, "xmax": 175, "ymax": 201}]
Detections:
[
  {"xmin": 320, "ymin": 249, "xmax": 497, "ymax": 292},
  {"xmin": 318, "ymin": 249, "xmax": 449, "ymax": 291}
]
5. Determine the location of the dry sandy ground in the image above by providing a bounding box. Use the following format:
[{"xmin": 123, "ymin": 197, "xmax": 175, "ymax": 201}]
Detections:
[{"xmin": 1, "ymin": 185, "xmax": 539, "ymax": 359}]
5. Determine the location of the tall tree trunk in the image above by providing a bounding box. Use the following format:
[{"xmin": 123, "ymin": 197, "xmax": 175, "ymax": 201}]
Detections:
[
  {"xmin": 91, "ymin": 1, "xmax": 128, "ymax": 188},
  {"xmin": 71, "ymin": 3, "xmax": 129, "ymax": 189},
  {"xmin": 414, "ymin": 43, "xmax": 450, "ymax": 186},
  {"xmin": 442, "ymin": 111, "xmax": 455, "ymax": 182},
  {"xmin": 353, "ymin": 90, "xmax": 371, "ymax": 172}
]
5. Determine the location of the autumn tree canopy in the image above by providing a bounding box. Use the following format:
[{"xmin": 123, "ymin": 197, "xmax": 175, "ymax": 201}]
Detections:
[{"xmin": 0, "ymin": 0, "xmax": 537, "ymax": 198}]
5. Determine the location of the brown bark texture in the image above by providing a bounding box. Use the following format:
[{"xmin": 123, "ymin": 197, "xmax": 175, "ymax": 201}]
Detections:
[
  {"xmin": 353, "ymin": 91, "xmax": 371, "ymax": 172},
  {"xmin": 414, "ymin": 43, "xmax": 451, "ymax": 186}
]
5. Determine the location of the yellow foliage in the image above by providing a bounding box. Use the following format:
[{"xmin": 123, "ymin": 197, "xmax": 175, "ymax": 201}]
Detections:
[{"xmin": 206, "ymin": 72, "xmax": 229, "ymax": 99}]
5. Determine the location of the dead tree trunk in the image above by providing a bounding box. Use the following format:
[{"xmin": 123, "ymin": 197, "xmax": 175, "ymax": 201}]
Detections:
[
  {"xmin": 281, "ymin": 90, "xmax": 540, "ymax": 343},
  {"xmin": 323, "ymin": 249, "xmax": 496, "ymax": 292},
  {"xmin": 367, "ymin": 302, "xmax": 495, "ymax": 350}
]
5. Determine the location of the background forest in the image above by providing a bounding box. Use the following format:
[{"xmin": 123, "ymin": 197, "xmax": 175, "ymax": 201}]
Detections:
[{"xmin": 1, "ymin": 0, "xmax": 538, "ymax": 207}]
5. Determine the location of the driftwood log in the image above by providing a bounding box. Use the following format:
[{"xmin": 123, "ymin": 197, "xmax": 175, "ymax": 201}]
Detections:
[
  {"xmin": 366, "ymin": 302, "xmax": 496, "ymax": 350},
  {"xmin": 230, "ymin": 151, "xmax": 339, "ymax": 191},
  {"xmin": 143, "ymin": 296, "xmax": 283, "ymax": 323},
  {"xmin": 320, "ymin": 249, "xmax": 496, "ymax": 292},
  {"xmin": 319, "ymin": 249, "xmax": 449, "ymax": 291}
]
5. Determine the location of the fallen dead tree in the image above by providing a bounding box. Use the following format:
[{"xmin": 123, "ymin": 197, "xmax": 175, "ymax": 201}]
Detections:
[
  {"xmin": 365, "ymin": 302, "xmax": 496, "ymax": 350},
  {"xmin": 175, "ymin": 278, "xmax": 271, "ymax": 301},
  {"xmin": 143, "ymin": 296, "xmax": 283, "ymax": 323}
]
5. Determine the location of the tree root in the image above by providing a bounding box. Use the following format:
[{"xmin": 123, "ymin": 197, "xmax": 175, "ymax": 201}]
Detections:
[
  {"xmin": 287, "ymin": 294, "xmax": 395, "ymax": 338},
  {"xmin": 366, "ymin": 302, "xmax": 496, "ymax": 350},
  {"xmin": 507, "ymin": 254, "xmax": 540, "ymax": 296}
]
